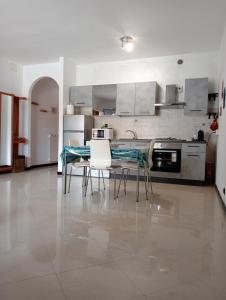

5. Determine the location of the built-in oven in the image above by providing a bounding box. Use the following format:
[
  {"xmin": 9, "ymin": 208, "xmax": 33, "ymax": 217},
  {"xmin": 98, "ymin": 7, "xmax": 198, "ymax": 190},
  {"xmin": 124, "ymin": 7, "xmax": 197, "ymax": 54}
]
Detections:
[{"xmin": 152, "ymin": 142, "xmax": 181, "ymax": 173}]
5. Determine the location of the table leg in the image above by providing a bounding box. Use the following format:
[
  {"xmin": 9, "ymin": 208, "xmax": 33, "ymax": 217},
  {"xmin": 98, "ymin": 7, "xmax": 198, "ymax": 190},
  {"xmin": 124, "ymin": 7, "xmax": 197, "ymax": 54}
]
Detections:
[
  {"xmin": 114, "ymin": 170, "xmax": 116, "ymax": 200},
  {"xmin": 136, "ymin": 167, "xmax": 140, "ymax": 202},
  {"xmin": 64, "ymin": 152, "xmax": 67, "ymax": 194}
]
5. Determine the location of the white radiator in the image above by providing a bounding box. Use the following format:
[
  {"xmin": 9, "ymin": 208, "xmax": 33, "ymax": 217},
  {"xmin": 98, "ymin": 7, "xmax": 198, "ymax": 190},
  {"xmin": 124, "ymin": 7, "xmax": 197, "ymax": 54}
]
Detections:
[{"xmin": 48, "ymin": 134, "xmax": 58, "ymax": 162}]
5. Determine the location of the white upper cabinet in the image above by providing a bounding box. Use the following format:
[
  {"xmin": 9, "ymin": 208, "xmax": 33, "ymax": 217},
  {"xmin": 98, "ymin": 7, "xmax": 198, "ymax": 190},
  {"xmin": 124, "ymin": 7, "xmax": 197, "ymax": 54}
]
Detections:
[
  {"xmin": 70, "ymin": 86, "xmax": 93, "ymax": 106},
  {"xmin": 135, "ymin": 81, "xmax": 157, "ymax": 116},
  {"xmin": 184, "ymin": 78, "xmax": 208, "ymax": 115}
]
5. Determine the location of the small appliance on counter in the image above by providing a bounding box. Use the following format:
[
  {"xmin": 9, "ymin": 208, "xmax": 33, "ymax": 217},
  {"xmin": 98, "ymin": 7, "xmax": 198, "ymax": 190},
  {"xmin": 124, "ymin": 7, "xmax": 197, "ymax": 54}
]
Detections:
[
  {"xmin": 92, "ymin": 128, "xmax": 114, "ymax": 140},
  {"xmin": 192, "ymin": 126, "xmax": 206, "ymax": 142},
  {"xmin": 197, "ymin": 130, "xmax": 204, "ymax": 141}
]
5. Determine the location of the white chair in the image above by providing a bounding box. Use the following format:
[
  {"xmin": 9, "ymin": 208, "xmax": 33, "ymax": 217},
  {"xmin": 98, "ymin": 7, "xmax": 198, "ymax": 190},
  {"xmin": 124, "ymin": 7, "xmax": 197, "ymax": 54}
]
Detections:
[
  {"xmin": 67, "ymin": 139, "xmax": 90, "ymax": 193},
  {"xmin": 117, "ymin": 139, "xmax": 155, "ymax": 201},
  {"xmin": 85, "ymin": 139, "xmax": 122, "ymax": 199}
]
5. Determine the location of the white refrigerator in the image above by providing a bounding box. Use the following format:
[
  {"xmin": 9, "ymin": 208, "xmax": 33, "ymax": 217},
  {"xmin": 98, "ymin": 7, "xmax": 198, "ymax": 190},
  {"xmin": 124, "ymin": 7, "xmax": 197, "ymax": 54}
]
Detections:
[{"xmin": 63, "ymin": 115, "xmax": 93, "ymax": 175}]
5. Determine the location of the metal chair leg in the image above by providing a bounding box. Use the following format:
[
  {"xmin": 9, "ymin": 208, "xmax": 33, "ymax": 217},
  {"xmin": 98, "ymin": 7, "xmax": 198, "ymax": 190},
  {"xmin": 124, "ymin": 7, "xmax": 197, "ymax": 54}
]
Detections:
[
  {"xmin": 98, "ymin": 170, "xmax": 100, "ymax": 191},
  {"xmin": 113, "ymin": 170, "xmax": 117, "ymax": 200},
  {"xmin": 144, "ymin": 169, "xmax": 148, "ymax": 200},
  {"xmin": 82, "ymin": 167, "xmax": 86, "ymax": 187},
  {"xmin": 90, "ymin": 169, "xmax": 93, "ymax": 195},
  {"xmin": 68, "ymin": 166, "xmax": 73, "ymax": 193},
  {"xmin": 84, "ymin": 168, "xmax": 93, "ymax": 196},
  {"xmin": 116, "ymin": 168, "xmax": 125, "ymax": 198},
  {"xmin": 148, "ymin": 170, "xmax": 153, "ymax": 195},
  {"xmin": 124, "ymin": 169, "xmax": 129, "ymax": 195},
  {"xmin": 84, "ymin": 169, "xmax": 89, "ymax": 197},
  {"xmin": 101, "ymin": 170, "xmax": 106, "ymax": 190}
]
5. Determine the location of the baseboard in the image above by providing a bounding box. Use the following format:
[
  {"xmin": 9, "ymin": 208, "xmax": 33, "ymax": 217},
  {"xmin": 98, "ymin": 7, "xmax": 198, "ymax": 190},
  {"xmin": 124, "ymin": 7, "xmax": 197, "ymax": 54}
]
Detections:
[
  {"xmin": 215, "ymin": 185, "xmax": 226, "ymax": 212},
  {"xmin": 112, "ymin": 173, "xmax": 206, "ymax": 186},
  {"xmin": 28, "ymin": 163, "xmax": 58, "ymax": 169},
  {"xmin": 151, "ymin": 177, "xmax": 206, "ymax": 186}
]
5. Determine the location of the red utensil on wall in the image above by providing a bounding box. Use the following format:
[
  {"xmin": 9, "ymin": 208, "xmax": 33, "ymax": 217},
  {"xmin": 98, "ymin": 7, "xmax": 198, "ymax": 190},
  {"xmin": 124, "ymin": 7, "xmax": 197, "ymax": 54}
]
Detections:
[{"xmin": 210, "ymin": 115, "xmax": 218, "ymax": 131}]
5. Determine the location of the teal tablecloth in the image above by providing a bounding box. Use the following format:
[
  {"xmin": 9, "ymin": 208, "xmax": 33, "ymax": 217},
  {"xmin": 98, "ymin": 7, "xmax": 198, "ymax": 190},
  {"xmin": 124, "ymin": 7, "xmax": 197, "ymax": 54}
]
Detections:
[{"xmin": 61, "ymin": 146, "xmax": 148, "ymax": 168}]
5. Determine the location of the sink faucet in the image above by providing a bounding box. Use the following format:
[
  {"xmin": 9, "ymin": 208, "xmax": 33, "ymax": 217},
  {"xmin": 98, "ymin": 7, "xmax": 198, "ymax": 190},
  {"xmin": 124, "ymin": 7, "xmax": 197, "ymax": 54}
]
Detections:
[{"xmin": 126, "ymin": 130, "xmax": 137, "ymax": 139}]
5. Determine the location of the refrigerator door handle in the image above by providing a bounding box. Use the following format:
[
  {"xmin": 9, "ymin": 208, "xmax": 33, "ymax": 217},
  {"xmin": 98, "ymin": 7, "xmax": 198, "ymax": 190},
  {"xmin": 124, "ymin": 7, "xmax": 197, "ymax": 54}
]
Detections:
[{"xmin": 63, "ymin": 130, "xmax": 85, "ymax": 133}]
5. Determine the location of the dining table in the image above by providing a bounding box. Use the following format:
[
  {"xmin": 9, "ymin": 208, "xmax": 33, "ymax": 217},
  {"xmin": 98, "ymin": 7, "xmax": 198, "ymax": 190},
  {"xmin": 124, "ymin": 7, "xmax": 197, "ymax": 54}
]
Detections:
[{"xmin": 61, "ymin": 145, "xmax": 149, "ymax": 195}]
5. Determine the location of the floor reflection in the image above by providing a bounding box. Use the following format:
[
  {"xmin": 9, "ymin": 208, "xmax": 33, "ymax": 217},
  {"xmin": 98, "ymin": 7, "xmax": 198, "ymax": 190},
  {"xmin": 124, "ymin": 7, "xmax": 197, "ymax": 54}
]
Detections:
[{"xmin": 0, "ymin": 167, "xmax": 226, "ymax": 298}]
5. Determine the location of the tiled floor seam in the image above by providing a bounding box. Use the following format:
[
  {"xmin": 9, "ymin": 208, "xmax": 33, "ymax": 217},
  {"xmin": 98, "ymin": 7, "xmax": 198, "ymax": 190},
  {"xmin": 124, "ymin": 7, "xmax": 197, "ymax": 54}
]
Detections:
[
  {"xmin": 0, "ymin": 271, "xmax": 55, "ymax": 287},
  {"xmin": 55, "ymin": 273, "xmax": 68, "ymax": 300},
  {"xmin": 113, "ymin": 260, "xmax": 149, "ymax": 299},
  {"xmin": 51, "ymin": 259, "xmax": 120, "ymax": 277}
]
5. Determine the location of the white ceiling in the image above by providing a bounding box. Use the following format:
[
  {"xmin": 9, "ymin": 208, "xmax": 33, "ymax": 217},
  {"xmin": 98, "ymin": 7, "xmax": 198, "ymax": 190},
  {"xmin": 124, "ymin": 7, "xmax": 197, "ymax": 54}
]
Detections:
[{"xmin": 1, "ymin": 0, "xmax": 226, "ymax": 65}]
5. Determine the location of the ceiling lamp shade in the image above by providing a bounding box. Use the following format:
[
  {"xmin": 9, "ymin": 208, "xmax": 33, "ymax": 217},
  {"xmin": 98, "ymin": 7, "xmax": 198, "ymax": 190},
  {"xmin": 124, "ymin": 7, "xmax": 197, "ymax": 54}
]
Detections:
[{"xmin": 120, "ymin": 36, "xmax": 134, "ymax": 52}]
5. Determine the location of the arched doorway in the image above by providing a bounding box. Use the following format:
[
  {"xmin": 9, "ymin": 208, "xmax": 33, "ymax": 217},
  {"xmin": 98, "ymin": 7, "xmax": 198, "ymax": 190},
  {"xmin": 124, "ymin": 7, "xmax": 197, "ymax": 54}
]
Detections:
[{"xmin": 30, "ymin": 77, "xmax": 59, "ymax": 166}]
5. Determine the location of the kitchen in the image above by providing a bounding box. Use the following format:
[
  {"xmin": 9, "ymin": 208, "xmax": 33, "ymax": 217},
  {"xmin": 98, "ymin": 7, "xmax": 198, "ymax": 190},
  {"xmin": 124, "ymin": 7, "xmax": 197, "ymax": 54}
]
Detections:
[{"xmin": 64, "ymin": 61, "xmax": 218, "ymax": 186}]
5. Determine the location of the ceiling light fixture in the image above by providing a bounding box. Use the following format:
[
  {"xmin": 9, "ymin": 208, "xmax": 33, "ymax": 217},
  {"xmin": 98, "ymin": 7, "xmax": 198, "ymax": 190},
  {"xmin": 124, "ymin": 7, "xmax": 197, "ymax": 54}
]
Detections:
[{"xmin": 120, "ymin": 36, "xmax": 134, "ymax": 52}]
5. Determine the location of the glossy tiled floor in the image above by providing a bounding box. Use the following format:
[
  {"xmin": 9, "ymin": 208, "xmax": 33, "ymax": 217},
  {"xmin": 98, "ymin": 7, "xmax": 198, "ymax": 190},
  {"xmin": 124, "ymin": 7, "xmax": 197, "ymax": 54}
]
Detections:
[{"xmin": 0, "ymin": 166, "xmax": 226, "ymax": 299}]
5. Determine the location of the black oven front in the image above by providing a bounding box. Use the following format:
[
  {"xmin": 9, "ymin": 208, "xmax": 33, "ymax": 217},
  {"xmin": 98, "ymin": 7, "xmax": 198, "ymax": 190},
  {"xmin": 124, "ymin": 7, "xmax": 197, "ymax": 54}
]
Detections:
[{"xmin": 152, "ymin": 143, "xmax": 181, "ymax": 173}]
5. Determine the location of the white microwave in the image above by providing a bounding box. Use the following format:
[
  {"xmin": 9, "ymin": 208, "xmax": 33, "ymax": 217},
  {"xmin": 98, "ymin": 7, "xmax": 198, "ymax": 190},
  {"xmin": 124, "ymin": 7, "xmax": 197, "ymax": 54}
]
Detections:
[{"xmin": 92, "ymin": 128, "xmax": 114, "ymax": 140}]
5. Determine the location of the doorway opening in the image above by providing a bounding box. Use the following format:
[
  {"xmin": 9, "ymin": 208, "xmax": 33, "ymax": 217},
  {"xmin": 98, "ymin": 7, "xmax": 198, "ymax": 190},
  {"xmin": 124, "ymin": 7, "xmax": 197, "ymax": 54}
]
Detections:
[{"xmin": 30, "ymin": 77, "xmax": 59, "ymax": 167}]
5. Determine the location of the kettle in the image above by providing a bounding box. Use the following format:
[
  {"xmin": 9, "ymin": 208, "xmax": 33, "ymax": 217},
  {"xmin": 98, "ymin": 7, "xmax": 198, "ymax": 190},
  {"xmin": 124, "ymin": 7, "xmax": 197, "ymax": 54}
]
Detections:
[{"xmin": 197, "ymin": 130, "xmax": 204, "ymax": 141}]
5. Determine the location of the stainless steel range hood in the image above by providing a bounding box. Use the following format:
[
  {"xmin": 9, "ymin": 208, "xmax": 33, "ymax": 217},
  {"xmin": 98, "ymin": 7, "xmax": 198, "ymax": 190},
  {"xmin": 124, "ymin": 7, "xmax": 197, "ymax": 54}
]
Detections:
[{"xmin": 155, "ymin": 84, "xmax": 186, "ymax": 108}]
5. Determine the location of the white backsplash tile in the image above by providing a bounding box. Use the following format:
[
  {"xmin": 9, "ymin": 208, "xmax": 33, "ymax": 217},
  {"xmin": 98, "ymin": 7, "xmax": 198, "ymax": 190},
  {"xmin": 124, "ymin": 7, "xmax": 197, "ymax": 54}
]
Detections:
[
  {"xmin": 94, "ymin": 110, "xmax": 212, "ymax": 140},
  {"xmin": 94, "ymin": 110, "xmax": 217, "ymax": 162}
]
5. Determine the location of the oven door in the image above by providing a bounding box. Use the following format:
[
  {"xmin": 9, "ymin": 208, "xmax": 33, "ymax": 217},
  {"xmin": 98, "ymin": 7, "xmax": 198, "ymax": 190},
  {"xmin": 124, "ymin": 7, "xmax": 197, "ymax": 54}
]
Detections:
[{"xmin": 152, "ymin": 149, "xmax": 181, "ymax": 173}]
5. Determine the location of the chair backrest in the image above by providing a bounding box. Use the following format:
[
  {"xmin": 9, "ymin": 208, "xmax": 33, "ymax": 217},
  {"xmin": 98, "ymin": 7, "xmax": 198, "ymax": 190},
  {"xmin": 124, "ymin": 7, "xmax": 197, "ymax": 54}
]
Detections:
[
  {"xmin": 90, "ymin": 139, "xmax": 111, "ymax": 168},
  {"xmin": 148, "ymin": 139, "xmax": 155, "ymax": 169},
  {"xmin": 68, "ymin": 139, "xmax": 81, "ymax": 162},
  {"xmin": 68, "ymin": 139, "xmax": 79, "ymax": 147}
]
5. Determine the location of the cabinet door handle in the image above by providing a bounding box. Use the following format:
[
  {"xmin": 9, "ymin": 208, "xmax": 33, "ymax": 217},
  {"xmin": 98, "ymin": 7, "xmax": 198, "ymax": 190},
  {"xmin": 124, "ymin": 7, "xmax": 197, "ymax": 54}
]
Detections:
[
  {"xmin": 140, "ymin": 111, "xmax": 149, "ymax": 114},
  {"xmin": 119, "ymin": 111, "xmax": 130, "ymax": 114},
  {"xmin": 187, "ymin": 145, "xmax": 200, "ymax": 148},
  {"xmin": 187, "ymin": 154, "xmax": 200, "ymax": 157},
  {"xmin": 189, "ymin": 109, "xmax": 202, "ymax": 112},
  {"xmin": 76, "ymin": 102, "xmax": 85, "ymax": 105}
]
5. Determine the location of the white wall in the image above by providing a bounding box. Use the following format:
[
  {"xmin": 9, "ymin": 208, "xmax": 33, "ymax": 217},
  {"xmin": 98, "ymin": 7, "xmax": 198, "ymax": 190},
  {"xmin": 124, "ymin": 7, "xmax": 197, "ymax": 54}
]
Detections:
[
  {"xmin": 216, "ymin": 26, "xmax": 226, "ymax": 205},
  {"xmin": 22, "ymin": 57, "xmax": 76, "ymax": 171},
  {"xmin": 22, "ymin": 59, "xmax": 63, "ymax": 167},
  {"xmin": 0, "ymin": 58, "xmax": 22, "ymax": 95},
  {"xmin": 76, "ymin": 52, "xmax": 219, "ymax": 162},
  {"xmin": 58, "ymin": 57, "xmax": 76, "ymax": 172},
  {"xmin": 30, "ymin": 78, "xmax": 59, "ymax": 166},
  {"xmin": 76, "ymin": 52, "xmax": 218, "ymax": 96}
]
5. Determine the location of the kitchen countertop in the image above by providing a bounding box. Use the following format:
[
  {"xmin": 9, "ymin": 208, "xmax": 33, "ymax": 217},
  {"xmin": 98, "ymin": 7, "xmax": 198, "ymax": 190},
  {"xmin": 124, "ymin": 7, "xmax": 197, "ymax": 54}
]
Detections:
[
  {"xmin": 112, "ymin": 138, "xmax": 206, "ymax": 144},
  {"xmin": 112, "ymin": 138, "xmax": 152, "ymax": 142}
]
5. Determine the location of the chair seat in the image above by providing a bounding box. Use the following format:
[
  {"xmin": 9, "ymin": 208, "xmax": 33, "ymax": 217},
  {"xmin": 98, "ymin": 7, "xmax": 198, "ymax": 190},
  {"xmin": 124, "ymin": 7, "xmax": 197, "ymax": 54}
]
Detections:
[
  {"xmin": 90, "ymin": 164, "xmax": 121, "ymax": 170},
  {"xmin": 121, "ymin": 161, "xmax": 139, "ymax": 170},
  {"xmin": 69, "ymin": 161, "xmax": 90, "ymax": 168}
]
